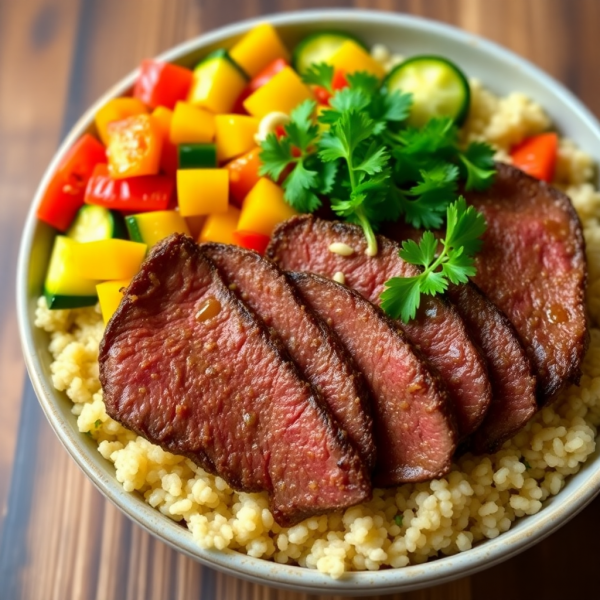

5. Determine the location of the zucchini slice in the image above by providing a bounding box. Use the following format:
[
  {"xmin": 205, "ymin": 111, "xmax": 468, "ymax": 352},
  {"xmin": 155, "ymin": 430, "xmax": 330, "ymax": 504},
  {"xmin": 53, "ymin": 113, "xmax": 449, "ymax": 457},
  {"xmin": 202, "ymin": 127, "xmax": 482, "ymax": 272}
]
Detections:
[
  {"xmin": 178, "ymin": 143, "xmax": 218, "ymax": 169},
  {"xmin": 66, "ymin": 205, "xmax": 126, "ymax": 242},
  {"xmin": 44, "ymin": 236, "xmax": 98, "ymax": 309},
  {"xmin": 126, "ymin": 210, "xmax": 190, "ymax": 248},
  {"xmin": 385, "ymin": 55, "xmax": 470, "ymax": 127},
  {"xmin": 292, "ymin": 30, "xmax": 367, "ymax": 75}
]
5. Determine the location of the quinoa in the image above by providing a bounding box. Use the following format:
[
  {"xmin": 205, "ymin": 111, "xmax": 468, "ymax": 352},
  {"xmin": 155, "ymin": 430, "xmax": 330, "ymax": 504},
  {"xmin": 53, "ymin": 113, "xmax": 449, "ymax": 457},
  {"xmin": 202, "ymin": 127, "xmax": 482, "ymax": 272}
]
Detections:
[{"xmin": 34, "ymin": 77, "xmax": 600, "ymax": 579}]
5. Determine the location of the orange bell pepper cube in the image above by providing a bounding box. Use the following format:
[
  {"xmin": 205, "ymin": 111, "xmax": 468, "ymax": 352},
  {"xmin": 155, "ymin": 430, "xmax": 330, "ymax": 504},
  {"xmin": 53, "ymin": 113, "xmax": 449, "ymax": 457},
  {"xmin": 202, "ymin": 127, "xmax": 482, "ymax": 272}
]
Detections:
[
  {"xmin": 177, "ymin": 169, "xmax": 229, "ymax": 217},
  {"xmin": 134, "ymin": 60, "xmax": 193, "ymax": 110},
  {"xmin": 510, "ymin": 132, "xmax": 558, "ymax": 182},
  {"xmin": 152, "ymin": 106, "xmax": 179, "ymax": 177},
  {"xmin": 170, "ymin": 102, "xmax": 216, "ymax": 145},
  {"xmin": 199, "ymin": 205, "xmax": 241, "ymax": 245},
  {"xmin": 95, "ymin": 98, "xmax": 148, "ymax": 145},
  {"xmin": 37, "ymin": 134, "xmax": 107, "ymax": 232},
  {"xmin": 232, "ymin": 230, "xmax": 270, "ymax": 255},
  {"xmin": 215, "ymin": 115, "xmax": 259, "ymax": 163},
  {"xmin": 237, "ymin": 178, "xmax": 298, "ymax": 236},
  {"xmin": 224, "ymin": 147, "xmax": 262, "ymax": 207},
  {"xmin": 106, "ymin": 114, "xmax": 161, "ymax": 179}
]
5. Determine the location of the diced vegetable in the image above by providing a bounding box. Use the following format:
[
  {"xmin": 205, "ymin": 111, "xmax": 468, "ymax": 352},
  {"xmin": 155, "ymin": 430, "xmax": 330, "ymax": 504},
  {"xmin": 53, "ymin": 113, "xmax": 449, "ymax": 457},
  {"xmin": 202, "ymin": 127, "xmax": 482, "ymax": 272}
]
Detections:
[
  {"xmin": 37, "ymin": 134, "xmax": 107, "ymax": 232},
  {"xmin": 224, "ymin": 147, "xmax": 262, "ymax": 207},
  {"xmin": 313, "ymin": 69, "xmax": 349, "ymax": 105},
  {"xmin": 170, "ymin": 101, "xmax": 216, "ymax": 145},
  {"xmin": 243, "ymin": 67, "xmax": 314, "ymax": 118},
  {"xmin": 107, "ymin": 114, "xmax": 161, "ymax": 179},
  {"xmin": 178, "ymin": 144, "xmax": 218, "ymax": 169},
  {"xmin": 126, "ymin": 210, "xmax": 190, "ymax": 247},
  {"xmin": 237, "ymin": 177, "xmax": 298, "ymax": 236},
  {"xmin": 96, "ymin": 279, "xmax": 131, "ymax": 324},
  {"xmin": 44, "ymin": 236, "xmax": 99, "ymax": 309},
  {"xmin": 215, "ymin": 115, "xmax": 259, "ymax": 162},
  {"xmin": 327, "ymin": 40, "xmax": 385, "ymax": 79},
  {"xmin": 198, "ymin": 205, "xmax": 241, "ymax": 244},
  {"xmin": 73, "ymin": 239, "xmax": 147, "ymax": 280},
  {"xmin": 292, "ymin": 31, "xmax": 366, "ymax": 75},
  {"xmin": 85, "ymin": 164, "xmax": 174, "ymax": 212},
  {"xmin": 177, "ymin": 169, "xmax": 229, "ymax": 216},
  {"xmin": 233, "ymin": 58, "xmax": 288, "ymax": 114},
  {"xmin": 151, "ymin": 106, "xmax": 179, "ymax": 176},
  {"xmin": 66, "ymin": 205, "xmax": 126, "ymax": 242},
  {"xmin": 385, "ymin": 56, "xmax": 470, "ymax": 127},
  {"xmin": 510, "ymin": 132, "xmax": 558, "ymax": 182},
  {"xmin": 134, "ymin": 60, "xmax": 193, "ymax": 110},
  {"xmin": 188, "ymin": 50, "xmax": 248, "ymax": 114},
  {"xmin": 95, "ymin": 98, "xmax": 148, "ymax": 146},
  {"xmin": 229, "ymin": 23, "xmax": 290, "ymax": 78},
  {"xmin": 232, "ymin": 230, "xmax": 270, "ymax": 254}
]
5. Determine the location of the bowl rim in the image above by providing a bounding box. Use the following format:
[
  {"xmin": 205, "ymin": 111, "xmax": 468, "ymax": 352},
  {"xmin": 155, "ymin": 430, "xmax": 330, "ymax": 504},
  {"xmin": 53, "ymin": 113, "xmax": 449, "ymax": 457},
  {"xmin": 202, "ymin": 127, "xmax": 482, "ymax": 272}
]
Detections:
[{"xmin": 17, "ymin": 8, "xmax": 600, "ymax": 595}]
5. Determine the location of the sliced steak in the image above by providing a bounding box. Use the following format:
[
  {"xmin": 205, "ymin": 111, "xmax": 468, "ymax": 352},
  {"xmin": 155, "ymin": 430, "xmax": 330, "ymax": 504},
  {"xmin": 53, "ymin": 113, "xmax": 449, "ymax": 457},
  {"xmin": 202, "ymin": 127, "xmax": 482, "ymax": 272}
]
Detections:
[
  {"xmin": 448, "ymin": 284, "xmax": 537, "ymax": 453},
  {"xmin": 99, "ymin": 234, "xmax": 371, "ymax": 526},
  {"xmin": 464, "ymin": 163, "xmax": 588, "ymax": 402},
  {"xmin": 382, "ymin": 222, "xmax": 538, "ymax": 453},
  {"xmin": 267, "ymin": 215, "xmax": 492, "ymax": 439},
  {"xmin": 289, "ymin": 272, "xmax": 457, "ymax": 485},
  {"xmin": 202, "ymin": 242, "xmax": 376, "ymax": 470}
]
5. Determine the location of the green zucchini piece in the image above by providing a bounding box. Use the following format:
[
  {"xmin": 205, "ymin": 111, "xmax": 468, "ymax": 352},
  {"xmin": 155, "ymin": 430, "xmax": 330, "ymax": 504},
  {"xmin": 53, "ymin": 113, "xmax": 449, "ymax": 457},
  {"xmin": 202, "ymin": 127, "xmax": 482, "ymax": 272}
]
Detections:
[
  {"xmin": 384, "ymin": 55, "xmax": 470, "ymax": 127},
  {"xmin": 292, "ymin": 30, "xmax": 367, "ymax": 75},
  {"xmin": 195, "ymin": 48, "xmax": 248, "ymax": 80},
  {"xmin": 66, "ymin": 205, "xmax": 126, "ymax": 242},
  {"xmin": 44, "ymin": 236, "xmax": 98, "ymax": 309},
  {"xmin": 178, "ymin": 143, "xmax": 218, "ymax": 169},
  {"xmin": 125, "ymin": 210, "xmax": 190, "ymax": 247}
]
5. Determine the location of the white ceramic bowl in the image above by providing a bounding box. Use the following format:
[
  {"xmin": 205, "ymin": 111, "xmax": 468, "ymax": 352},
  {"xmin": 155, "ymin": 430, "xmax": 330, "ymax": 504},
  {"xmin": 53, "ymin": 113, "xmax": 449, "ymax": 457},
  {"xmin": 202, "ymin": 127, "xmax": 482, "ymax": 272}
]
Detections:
[{"xmin": 17, "ymin": 9, "xmax": 600, "ymax": 595}]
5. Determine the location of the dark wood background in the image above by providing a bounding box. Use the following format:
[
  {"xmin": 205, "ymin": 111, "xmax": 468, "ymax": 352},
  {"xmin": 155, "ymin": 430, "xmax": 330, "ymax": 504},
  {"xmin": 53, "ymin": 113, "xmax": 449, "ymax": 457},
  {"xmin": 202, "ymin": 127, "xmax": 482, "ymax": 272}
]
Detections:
[{"xmin": 2, "ymin": 0, "xmax": 600, "ymax": 598}]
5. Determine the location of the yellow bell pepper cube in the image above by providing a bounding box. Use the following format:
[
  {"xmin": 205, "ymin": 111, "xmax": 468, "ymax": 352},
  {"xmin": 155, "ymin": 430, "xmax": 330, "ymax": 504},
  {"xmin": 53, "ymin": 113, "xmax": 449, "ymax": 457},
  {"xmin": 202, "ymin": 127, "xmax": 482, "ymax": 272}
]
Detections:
[
  {"xmin": 215, "ymin": 115, "xmax": 259, "ymax": 163},
  {"xmin": 170, "ymin": 102, "xmax": 216, "ymax": 145},
  {"xmin": 95, "ymin": 97, "xmax": 148, "ymax": 145},
  {"xmin": 125, "ymin": 210, "xmax": 191, "ymax": 248},
  {"xmin": 96, "ymin": 279, "xmax": 131, "ymax": 324},
  {"xmin": 229, "ymin": 23, "xmax": 290, "ymax": 78},
  {"xmin": 243, "ymin": 67, "xmax": 314, "ymax": 118},
  {"xmin": 237, "ymin": 178, "xmax": 298, "ymax": 236},
  {"xmin": 177, "ymin": 169, "xmax": 229, "ymax": 217},
  {"xmin": 188, "ymin": 50, "xmax": 248, "ymax": 114},
  {"xmin": 199, "ymin": 205, "xmax": 241, "ymax": 245},
  {"xmin": 327, "ymin": 40, "xmax": 386, "ymax": 79},
  {"xmin": 106, "ymin": 114, "xmax": 162, "ymax": 179},
  {"xmin": 73, "ymin": 239, "xmax": 147, "ymax": 280}
]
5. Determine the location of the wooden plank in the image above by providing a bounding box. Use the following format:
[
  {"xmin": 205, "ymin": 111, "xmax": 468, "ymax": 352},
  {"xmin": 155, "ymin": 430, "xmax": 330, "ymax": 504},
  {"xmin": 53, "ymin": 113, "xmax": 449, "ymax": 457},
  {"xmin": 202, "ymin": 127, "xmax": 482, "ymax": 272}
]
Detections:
[{"xmin": 2, "ymin": 0, "xmax": 600, "ymax": 598}]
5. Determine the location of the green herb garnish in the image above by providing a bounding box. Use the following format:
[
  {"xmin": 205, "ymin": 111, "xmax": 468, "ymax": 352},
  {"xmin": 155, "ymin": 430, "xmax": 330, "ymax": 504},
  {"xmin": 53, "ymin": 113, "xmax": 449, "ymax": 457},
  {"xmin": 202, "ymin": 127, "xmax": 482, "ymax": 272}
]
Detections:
[
  {"xmin": 380, "ymin": 198, "xmax": 487, "ymax": 323},
  {"xmin": 523, "ymin": 460, "xmax": 532, "ymax": 470},
  {"xmin": 94, "ymin": 419, "xmax": 102, "ymax": 429},
  {"xmin": 394, "ymin": 514, "xmax": 404, "ymax": 527}
]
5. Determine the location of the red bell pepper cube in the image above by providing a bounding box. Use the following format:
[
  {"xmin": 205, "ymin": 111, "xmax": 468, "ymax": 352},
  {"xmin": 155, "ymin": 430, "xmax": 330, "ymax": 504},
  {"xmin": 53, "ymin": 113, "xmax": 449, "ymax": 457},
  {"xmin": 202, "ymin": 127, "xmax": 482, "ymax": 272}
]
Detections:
[
  {"xmin": 225, "ymin": 147, "xmax": 262, "ymax": 207},
  {"xmin": 232, "ymin": 230, "xmax": 271, "ymax": 255},
  {"xmin": 510, "ymin": 132, "xmax": 558, "ymax": 182},
  {"xmin": 134, "ymin": 60, "xmax": 194, "ymax": 110},
  {"xmin": 313, "ymin": 69, "xmax": 349, "ymax": 106},
  {"xmin": 232, "ymin": 58, "xmax": 288, "ymax": 114},
  {"xmin": 36, "ymin": 134, "xmax": 107, "ymax": 231},
  {"xmin": 84, "ymin": 164, "xmax": 175, "ymax": 212}
]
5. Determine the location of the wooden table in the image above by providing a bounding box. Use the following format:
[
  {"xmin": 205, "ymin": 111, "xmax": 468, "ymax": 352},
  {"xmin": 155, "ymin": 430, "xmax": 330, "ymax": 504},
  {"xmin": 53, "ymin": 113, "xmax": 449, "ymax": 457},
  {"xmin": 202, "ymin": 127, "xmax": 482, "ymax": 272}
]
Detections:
[{"xmin": 2, "ymin": 0, "xmax": 600, "ymax": 597}]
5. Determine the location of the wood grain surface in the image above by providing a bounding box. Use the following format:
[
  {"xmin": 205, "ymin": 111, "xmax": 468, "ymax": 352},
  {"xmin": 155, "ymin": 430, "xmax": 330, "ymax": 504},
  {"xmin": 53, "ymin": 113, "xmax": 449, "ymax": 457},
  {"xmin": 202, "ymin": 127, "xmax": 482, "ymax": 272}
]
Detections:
[{"xmin": 1, "ymin": 0, "xmax": 600, "ymax": 598}]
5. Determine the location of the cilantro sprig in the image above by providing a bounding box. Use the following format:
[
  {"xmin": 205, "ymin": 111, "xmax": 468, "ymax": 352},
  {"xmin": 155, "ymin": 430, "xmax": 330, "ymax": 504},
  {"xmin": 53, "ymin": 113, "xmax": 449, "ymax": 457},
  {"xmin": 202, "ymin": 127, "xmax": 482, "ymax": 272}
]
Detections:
[{"xmin": 380, "ymin": 198, "xmax": 487, "ymax": 323}]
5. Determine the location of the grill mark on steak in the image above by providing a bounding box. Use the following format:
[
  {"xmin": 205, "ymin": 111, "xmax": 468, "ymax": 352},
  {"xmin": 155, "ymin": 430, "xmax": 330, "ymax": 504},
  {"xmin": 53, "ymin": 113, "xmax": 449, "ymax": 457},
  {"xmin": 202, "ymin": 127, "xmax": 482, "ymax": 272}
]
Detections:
[
  {"xmin": 267, "ymin": 215, "xmax": 492, "ymax": 439},
  {"xmin": 99, "ymin": 234, "xmax": 371, "ymax": 526},
  {"xmin": 464, "ymin": 163, "xmax": 588, "ymax": 402},
  {"xmin": 382, "ymin": 222, "xmax": 538, "ymax": 453},
  {"xmin": 289, "ymin": 272, "xmax": 457, "ymax": 485},
  {"xmin": 202, "ymin": 242, "xmax": 376, "ymax": 470}
]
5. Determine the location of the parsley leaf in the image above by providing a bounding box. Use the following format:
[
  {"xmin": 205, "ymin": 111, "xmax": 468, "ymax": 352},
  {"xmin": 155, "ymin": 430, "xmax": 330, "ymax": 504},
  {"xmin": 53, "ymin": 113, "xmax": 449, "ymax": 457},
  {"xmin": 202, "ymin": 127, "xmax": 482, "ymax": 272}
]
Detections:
[
  {"xmin": 258, "ymin": 133, "xmax": 293, "ymax": 180},
  {"xmin": 380, "ymin": 197, "xmax": 487, "ymax": 323},
  {"xmin": 301, "ymin": 63, "xmax": 334, "ymax": 91},
  {"xmin": 459, "ymin": 141, "xmax": 496, "ymax": 190},
  {"xmin": 283, "ymin": 161, "xmax": 321, "ymax": 212},
  {"xmin": 394, "ymin": 514, "xmax": 404, "ymax": 527}
]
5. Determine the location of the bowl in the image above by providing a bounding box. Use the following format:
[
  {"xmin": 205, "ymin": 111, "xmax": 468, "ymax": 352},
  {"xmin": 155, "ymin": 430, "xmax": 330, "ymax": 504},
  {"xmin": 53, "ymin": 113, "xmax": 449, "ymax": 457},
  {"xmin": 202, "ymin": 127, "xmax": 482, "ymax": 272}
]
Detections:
[{"xmin": 17, "ymin": 9, "xmax": 600, "ymax": 595}]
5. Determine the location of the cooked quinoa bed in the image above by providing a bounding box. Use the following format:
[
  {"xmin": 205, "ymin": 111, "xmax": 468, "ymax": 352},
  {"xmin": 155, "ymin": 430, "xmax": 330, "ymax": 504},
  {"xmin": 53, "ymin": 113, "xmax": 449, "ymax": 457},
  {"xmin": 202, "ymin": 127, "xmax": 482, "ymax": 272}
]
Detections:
[{"xmin": 34, "ymin": 76, "xmax": 600, "ymax": 578}]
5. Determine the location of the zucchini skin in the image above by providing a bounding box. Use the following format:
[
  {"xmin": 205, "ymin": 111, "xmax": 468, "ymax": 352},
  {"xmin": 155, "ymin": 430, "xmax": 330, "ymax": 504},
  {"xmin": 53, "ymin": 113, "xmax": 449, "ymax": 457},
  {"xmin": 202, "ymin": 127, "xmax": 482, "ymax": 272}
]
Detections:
[
  {"xmin": 195, "ymin": 48, "xmax": 249, "ymax": 80},
  {"xmin": 44, "ymin": 292, "xmax": 98, "ymax": 310},
  {"xmin": 384, "ymin": 55, "xmax": 471, "ymax": 127},
  {"xmin": 292, "ymin": 30, "xmax": 367, "ymax": 74}
]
